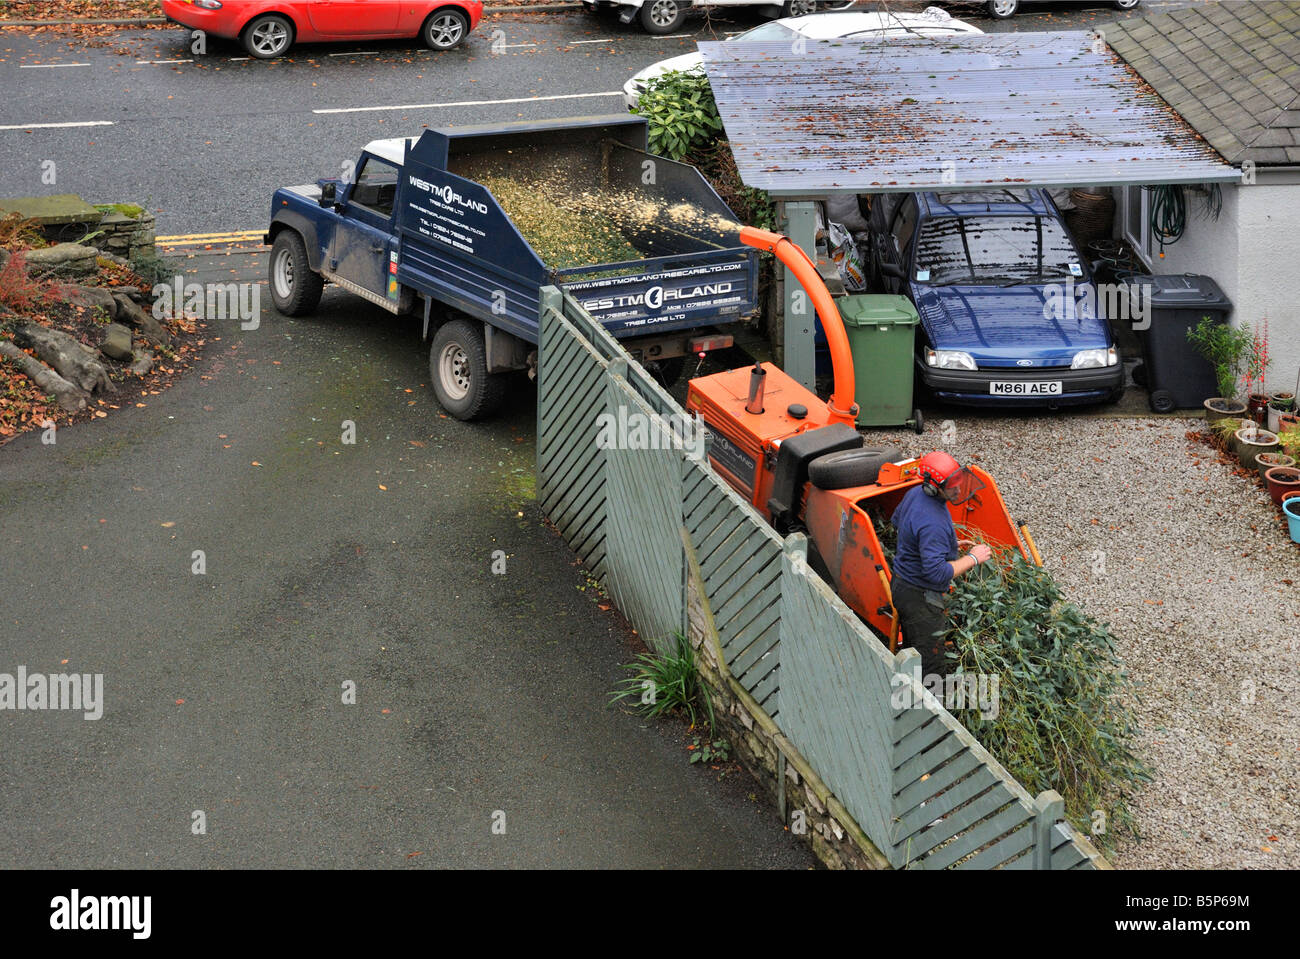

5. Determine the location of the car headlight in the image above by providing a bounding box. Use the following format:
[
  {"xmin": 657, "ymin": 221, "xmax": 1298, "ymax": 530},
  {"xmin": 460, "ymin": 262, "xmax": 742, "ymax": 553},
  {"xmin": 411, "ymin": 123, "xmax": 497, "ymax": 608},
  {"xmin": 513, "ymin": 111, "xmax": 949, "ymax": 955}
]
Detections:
[
  {"xmin": 925, "ymin": 349, "xmax": 977, "ymax": 371},
  {"xmin": 191, "ymin": 0, "xmax": 223, "ymax": 8},
  {"xmin": 1071, "ymin": 347, "xmax": 1118, "ymax": 370}
]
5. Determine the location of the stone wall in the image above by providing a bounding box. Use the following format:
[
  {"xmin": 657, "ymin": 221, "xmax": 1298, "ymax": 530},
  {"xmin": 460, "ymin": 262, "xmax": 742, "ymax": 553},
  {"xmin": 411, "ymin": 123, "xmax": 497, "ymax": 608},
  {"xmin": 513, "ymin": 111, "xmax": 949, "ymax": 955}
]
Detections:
[
  {"xmin": 684, "ymin": 541, "xmax": 889, "ymax": 870},
  {"xmin": 92, "ymin": 208, "xmax": 156, "ymax": 260}
]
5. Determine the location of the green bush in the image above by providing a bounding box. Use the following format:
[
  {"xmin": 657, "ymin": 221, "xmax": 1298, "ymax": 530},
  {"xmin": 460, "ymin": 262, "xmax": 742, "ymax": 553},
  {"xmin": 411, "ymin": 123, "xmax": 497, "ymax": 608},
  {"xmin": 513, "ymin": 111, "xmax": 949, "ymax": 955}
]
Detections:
[
  {"xmin": 1187, "ymin": 315, "xmax": 1252, "ymax": 400},
  {"xmin": 944, "ymin": 554, "xmax": 1153, "ymax": 850},
  {"xmin": 633, "ymin": 68, "xmax": 724, "ymax": 162}
]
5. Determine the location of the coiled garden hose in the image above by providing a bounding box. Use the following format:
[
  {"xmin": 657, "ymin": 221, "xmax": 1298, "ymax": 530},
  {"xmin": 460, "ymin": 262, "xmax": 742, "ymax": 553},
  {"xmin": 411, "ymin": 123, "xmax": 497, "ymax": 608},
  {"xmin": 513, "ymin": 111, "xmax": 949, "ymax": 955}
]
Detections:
[{"xmin": 1148, "ymin": 184, "xmax": 1186, "ymax": 253}]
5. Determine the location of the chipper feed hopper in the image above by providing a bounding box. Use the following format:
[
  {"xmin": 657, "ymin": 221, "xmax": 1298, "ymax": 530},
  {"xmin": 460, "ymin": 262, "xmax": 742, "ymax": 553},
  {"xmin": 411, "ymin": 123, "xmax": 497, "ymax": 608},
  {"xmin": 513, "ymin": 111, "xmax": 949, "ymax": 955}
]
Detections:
[{"xmin": 686, "ymin": 227, "xmax": 1035, "ymax": 648}]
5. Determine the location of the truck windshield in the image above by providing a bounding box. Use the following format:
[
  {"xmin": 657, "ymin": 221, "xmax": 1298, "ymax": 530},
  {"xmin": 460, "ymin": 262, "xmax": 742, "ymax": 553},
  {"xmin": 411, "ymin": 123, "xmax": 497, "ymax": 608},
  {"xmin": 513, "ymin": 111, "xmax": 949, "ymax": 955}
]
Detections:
[{"xmin": 912, "ymin": 215, "xmax": 1080, "ymax": 286}]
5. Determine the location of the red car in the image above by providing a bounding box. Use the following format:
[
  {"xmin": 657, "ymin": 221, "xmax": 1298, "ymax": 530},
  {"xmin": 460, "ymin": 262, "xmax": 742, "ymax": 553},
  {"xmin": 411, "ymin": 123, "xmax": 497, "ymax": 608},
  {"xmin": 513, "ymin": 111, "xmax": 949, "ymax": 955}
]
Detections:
[{"xmin": 161, "ymin": 0, "xmax": 483, "ymax": 58}]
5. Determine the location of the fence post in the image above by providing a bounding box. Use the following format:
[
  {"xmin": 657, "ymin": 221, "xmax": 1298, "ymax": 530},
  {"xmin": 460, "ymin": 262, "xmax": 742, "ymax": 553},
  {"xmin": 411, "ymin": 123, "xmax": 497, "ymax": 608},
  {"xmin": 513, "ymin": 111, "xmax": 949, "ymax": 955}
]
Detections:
[{"xmin": 1033, "ymin": 790, "xmax": 1065, "ymax": 870}]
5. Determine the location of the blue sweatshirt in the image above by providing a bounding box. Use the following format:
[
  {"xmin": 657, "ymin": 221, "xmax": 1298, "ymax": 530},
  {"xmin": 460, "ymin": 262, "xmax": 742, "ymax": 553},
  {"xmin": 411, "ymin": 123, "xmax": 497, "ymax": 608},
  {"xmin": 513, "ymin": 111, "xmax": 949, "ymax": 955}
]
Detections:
[{"xmin": 891, "ymin": 484, "xmax": 959, "ymax": 593}]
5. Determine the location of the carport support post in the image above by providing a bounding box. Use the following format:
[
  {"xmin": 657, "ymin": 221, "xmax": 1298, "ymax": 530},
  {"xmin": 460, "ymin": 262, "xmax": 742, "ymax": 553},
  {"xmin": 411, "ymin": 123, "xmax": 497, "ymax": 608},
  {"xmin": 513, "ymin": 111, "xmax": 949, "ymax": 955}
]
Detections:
[{"xmin": 779, "ymin": 200, "xmax": 819, "ymax": 391}]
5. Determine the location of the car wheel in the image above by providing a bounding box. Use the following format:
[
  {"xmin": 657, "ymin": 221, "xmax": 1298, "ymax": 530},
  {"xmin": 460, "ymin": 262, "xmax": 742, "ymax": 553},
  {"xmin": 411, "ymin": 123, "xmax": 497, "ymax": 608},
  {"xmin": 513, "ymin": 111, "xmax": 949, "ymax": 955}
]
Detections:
[
  {"xmin": 242, "ymin": 14, "xmax": 294, "ymax": 59},
  {"xmin": 269, "ymin": 230, "xmax": 323, "ymax": 316},
  {"xmin": 430, "ymin": 319, "xmax": 507, "ymax": 420},
  {"xmin": 423, "ymin": 9, "xmax": 469, "ymax": 50},
  {"xmin": 985, "ymin": 0, "xmax": 1019, "ymax": 18},
  {"xmin": 1113, "ymin": 0, "xmax": 1141, "ymax": 9},
  {"xmin": 639, "ymin": 0, "xmax": 687, "ymax": 35},
  {"xmin": 784, "ymin": 0, "xmax": 817, "ymax": 16}
]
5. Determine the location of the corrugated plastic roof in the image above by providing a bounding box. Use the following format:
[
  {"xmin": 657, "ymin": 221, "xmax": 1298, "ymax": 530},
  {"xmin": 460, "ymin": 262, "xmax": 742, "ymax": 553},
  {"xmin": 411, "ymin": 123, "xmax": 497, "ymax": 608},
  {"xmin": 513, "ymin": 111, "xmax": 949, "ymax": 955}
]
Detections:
[{"xmin": 697, "ymin": 31, "xmax": 1239, "ymax": 195}]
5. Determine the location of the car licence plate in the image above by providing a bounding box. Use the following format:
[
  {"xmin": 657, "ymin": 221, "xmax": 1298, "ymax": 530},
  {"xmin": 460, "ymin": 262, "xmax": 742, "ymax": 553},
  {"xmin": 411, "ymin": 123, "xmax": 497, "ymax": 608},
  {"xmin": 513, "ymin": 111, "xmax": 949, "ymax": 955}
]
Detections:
[{"xmin": 989, "ymin": 380, "xmax": 1063, "ymax": 396}]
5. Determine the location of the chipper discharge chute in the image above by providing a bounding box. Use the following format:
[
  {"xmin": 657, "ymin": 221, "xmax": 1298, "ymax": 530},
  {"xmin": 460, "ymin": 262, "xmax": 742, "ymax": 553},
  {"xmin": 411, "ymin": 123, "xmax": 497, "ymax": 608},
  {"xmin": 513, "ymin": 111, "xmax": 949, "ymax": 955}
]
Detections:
[{"xmin": 686, "ymin": 227, "xmax": 1032, "ymax": 649}]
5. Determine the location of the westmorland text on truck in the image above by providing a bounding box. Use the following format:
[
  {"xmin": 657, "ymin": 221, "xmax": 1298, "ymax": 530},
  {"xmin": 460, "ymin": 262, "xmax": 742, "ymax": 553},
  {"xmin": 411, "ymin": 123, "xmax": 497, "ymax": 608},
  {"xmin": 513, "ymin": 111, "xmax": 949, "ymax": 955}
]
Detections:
[{"xmin": 264, "ymin": 115, "xmax": 757, "ymax": 419}]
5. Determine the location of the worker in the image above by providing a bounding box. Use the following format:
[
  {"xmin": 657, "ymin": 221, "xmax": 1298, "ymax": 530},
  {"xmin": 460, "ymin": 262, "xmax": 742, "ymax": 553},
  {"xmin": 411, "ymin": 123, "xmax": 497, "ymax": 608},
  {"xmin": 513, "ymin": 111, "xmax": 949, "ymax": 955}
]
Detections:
[{"xmin": 890, "ymin": 451, "xmax": 993, "ymax": 676}]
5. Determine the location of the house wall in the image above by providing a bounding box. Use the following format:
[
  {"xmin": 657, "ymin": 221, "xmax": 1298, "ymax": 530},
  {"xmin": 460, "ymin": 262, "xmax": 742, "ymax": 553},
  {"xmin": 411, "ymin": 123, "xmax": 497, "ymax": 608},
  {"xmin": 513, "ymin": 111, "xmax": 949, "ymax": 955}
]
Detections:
[
  {"xmin": 1123, "ymin": 180, "xmax": 1299, "ymax": 398},
  {"xmin": 1237, "ymin": 184, "xmax": 1300, "ymax": 394}
]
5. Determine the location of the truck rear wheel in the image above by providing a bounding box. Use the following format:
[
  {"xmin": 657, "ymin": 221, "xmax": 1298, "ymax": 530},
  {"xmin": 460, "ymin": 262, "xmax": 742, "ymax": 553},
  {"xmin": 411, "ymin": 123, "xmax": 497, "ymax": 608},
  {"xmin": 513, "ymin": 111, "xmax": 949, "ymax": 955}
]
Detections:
[
  {"xmin": 269, "ymin": 230, "xmax": 323, "ymax": 316},
  {"xmin": 430, "ymin": 320, "xmax": 507, "ymax": 421}
]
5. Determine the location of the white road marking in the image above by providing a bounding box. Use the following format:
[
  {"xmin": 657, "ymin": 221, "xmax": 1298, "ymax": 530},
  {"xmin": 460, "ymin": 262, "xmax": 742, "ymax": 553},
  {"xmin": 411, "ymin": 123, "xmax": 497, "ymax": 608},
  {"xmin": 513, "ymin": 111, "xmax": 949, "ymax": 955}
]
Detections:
[
  {"xmin": 0, "ymin": 120, "xmax": 114, "ymax": 131},
  {"xmin": 329, "ymin": 50, "xmax": 378, "ymax": 56},
  {"xmin": 228, "ymin": 56, "xmax": 251, "ymax": 61},
  {"xmin": 314, "ymin": 91, "xmax": 623, "ymax": 115},
  {"xmin": 19, "ymin": 62, "xmax": 91, "ymax": 69},
  {"xmin": 137, "ymin": 59, "xmax": 194, "ymax": 64},
  {"xmin": 569, "ymin": 38, "xmax": 615, "ymax": 44},
  {"xmin": 655, "ymin": 33, "xmax": 695, "ymax": 38},
  {"xmin": 497, "ymin": 42, "xmax": 537, "ymax": 48}
]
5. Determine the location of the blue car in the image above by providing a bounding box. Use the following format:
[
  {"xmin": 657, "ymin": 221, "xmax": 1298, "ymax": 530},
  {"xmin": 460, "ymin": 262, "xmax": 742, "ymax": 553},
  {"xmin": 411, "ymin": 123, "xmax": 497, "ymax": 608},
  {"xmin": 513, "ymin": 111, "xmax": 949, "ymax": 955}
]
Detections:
[{"xmin": 867, "ymin": 189, "xmax": 1123, "ymax": 408}]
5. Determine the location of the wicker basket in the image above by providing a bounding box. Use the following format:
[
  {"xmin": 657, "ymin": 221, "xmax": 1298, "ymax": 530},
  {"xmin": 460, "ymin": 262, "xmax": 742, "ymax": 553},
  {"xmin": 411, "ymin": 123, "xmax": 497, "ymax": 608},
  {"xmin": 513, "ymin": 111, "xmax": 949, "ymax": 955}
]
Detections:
[{"xmin": 1065, "ymin": 189, "xmax": 1116, "ymax": 246}]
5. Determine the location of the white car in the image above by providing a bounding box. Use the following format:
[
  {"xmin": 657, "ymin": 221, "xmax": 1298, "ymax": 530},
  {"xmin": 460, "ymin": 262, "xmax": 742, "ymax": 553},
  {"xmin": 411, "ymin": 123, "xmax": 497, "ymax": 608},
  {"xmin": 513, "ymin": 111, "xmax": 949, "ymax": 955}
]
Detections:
[
  {"xmin": 623, "ymin": 6, "xmax": 983, "ymax": 108},
  {"xmin": 589, "ymin": 1, "xmax": 852, "ymax": 37},
  {"xmin": 984, "ymin": 0, "xmax": 1139, "ymax": 18}
]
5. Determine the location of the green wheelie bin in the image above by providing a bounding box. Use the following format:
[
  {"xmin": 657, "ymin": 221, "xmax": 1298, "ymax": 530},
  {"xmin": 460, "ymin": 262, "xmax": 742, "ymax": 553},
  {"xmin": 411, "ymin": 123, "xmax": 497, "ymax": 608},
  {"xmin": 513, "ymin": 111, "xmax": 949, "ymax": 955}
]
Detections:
[{"xmin": 839, "ymin": 294, "xmax": 923, "ymax": 433}]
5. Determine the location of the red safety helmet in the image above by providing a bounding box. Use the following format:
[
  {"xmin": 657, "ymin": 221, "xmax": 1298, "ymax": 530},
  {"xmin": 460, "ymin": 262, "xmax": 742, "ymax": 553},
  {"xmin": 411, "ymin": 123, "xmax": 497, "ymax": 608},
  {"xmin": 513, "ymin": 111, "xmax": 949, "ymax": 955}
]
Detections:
[{"xmin": 918, "ymin": 451, "xmax": 984, "ymax": 504}]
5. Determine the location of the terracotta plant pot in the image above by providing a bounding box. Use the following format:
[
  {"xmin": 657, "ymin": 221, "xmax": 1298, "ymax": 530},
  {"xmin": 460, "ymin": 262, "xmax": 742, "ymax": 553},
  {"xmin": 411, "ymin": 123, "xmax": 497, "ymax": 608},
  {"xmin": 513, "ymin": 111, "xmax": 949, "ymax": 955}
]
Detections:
[
  {"xmin": 1256, "ymin": 451, "xmax": 1296, "ymax": 482},
  {"xmin": 1237, "ymin": 427, "xmax": 1279, "ymax": 470},
  {"xmin": 1205, "ymin": 397, "xmax": 1249, "ymax": 424},
  {"xmin": 1280, "ymin": 412, "xmax": 1300, "ymax": 432},
  {"xmin": 1265, "ymin": 466, "xmax": 1300, "ymax": 507}
]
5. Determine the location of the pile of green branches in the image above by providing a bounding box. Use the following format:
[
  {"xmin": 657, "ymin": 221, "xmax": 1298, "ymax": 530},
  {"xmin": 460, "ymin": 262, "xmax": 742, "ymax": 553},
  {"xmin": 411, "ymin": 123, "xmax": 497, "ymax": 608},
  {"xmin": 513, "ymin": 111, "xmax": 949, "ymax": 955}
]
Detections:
[{"xmin": 943, "ymin": 554, "xmax": 1153, "ymax": 849}]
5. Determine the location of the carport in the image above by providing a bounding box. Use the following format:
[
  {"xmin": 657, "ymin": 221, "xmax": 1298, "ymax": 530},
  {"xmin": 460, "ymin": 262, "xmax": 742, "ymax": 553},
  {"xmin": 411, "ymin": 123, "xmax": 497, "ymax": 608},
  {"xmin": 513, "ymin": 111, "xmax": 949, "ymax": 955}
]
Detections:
[{"xmin": 696, "ymin": 31, "xmax": 1239, "ymax": 389}]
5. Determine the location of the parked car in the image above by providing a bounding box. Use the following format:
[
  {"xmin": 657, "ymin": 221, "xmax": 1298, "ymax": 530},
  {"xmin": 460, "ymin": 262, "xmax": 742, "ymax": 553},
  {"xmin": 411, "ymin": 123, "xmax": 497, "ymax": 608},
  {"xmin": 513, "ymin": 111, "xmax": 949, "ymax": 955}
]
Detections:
[
  {"xmin": 590, "ymin": 0, "xmax": 854, "ymax": 36},
  {"xmin": 160, "ymin": 0, "xmax": 483, "ymax": 58},
  {"xmin": 978, "ymin": 0, "xmax": 1139, "ymax": 19},
  {"xmin": 867, "ymin": 190, "xmax": 1123, "ymax": 407},
  {"xmin": 623, "ymin": 6, "xmax": 981, "ymax": 107}
]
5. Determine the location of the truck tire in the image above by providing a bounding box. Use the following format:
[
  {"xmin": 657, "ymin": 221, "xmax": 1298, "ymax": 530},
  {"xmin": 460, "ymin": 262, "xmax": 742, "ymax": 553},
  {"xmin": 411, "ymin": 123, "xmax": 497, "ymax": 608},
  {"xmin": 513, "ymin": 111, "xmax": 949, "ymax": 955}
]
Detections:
[
  {"xmin": 639, "ymin": 0, "xmax": 687, "ymax": 34},
  {"xmin": 242, "ymin": 14, "xmax": 295, "ymax": 58},
  {"xmin": 808, "ymin": 446, "xmax": 902, "ymax": 491},
  {"xmin": 422, "ymin": 9, "xmax": 469, "ymax": 50},
  {"xmin": 269, "ymin": 230, "xmax": 323, "ymax": 316},
  {"xmin": 430, "ymin": 320, "xmax": 507, "ymax": 421}
]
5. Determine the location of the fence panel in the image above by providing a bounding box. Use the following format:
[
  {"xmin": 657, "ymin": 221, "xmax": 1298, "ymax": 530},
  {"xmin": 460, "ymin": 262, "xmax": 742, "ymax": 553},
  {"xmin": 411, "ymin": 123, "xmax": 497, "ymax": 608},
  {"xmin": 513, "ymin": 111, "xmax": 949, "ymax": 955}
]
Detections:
[{"xmin": 600, "ymin": 373, "xmax": 686, "ymax": 651}]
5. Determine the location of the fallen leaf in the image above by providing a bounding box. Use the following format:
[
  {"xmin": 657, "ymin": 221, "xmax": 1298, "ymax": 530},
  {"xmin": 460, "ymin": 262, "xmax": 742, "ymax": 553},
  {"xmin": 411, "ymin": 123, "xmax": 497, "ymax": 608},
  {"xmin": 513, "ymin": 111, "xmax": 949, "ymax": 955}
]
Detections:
[{"xmin": 161, "ymin": 521, "xmax": 175, "ymax": 528}]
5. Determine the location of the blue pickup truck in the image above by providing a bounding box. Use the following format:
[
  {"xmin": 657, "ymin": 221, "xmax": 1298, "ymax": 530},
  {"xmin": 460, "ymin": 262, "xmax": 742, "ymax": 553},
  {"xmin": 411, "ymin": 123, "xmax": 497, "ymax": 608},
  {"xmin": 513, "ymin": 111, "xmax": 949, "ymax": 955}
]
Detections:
[{"xmin": 264, "ymin": 114, "xmax": 757, "ymax": 419}]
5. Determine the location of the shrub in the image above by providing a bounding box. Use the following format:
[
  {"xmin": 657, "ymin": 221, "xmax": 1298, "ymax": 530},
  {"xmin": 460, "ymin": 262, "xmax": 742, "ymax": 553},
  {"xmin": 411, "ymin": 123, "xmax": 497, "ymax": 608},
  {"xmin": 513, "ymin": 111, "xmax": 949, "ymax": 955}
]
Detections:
[
  {"xmin": 944, "ymin": 554, "xmax": 1153, "ymax": 849},
  {"xmin": 1187, "ymin": 315, "xmax": 1253, "ymax": 400},
  {"xmin": 0, "ymin": 251, "xmax": 45, "ymax": 313},
  {"xmin": 633, "ymin": 68, "xmax": 725, "ymax": 162}
]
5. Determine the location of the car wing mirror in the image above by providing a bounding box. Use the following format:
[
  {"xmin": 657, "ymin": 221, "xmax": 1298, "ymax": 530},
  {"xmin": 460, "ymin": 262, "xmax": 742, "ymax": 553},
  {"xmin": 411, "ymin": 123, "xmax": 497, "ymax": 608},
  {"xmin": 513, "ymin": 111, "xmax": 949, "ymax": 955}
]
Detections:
[{"xmin": 319, "ymin": 182, "xmax": 337, "ymax": 208}]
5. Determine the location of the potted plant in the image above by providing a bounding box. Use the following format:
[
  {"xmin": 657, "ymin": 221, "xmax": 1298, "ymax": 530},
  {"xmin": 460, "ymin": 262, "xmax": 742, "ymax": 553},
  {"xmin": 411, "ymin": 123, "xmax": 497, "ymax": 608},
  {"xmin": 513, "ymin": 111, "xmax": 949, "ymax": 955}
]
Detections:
[
  {"xmin": 1187, "ymin": 315, "xmax": 1251, "ymax": 422},
  {"xmin": 1236, "ymin": 425, "xmax": 1279, "ymax": 470},
  {"xmin": 1244, "ymin": 319, "xmax": 1271, "ymax": 423},
  {"xmin": 1265, "ymin": 465, "xmax": 1300, "ymax": 508},
  {"xmin": 1267, "ymin": 391, "xmax": 1296, "ymax": 432},
  {"xmin": 1279, "ymin": 425, "xmax": 1300, "ymax": 460},
  {"xmin": 1256, "ymin": 451, "xmax": 1296, "ymax": 482}
]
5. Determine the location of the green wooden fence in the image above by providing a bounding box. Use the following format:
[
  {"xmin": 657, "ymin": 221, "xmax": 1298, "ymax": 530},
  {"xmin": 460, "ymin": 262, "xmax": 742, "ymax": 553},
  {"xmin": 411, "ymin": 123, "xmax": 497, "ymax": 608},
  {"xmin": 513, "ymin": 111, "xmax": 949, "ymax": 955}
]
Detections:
[{"xmin": 536, "ymin": 286, "xmax": 1108, "ymax": 870}]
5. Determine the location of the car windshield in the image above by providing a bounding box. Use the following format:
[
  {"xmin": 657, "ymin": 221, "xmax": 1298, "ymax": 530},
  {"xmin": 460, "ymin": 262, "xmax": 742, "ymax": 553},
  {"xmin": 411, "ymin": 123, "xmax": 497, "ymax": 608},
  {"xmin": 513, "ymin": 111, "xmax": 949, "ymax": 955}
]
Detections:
[
  {"xmin": 734, "ymin": 22, "xmax": 802, "ymax": 42},
  {"xmin": 912, "ymin": 215, "xmax": 1080, "ymax": 286}
]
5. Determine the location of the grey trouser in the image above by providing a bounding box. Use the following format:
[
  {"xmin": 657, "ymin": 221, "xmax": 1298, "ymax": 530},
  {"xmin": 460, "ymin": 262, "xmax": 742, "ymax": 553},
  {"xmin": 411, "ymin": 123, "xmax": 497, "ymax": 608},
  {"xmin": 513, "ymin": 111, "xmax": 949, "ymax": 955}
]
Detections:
[{"xmin": 891, "ymin": 579, "xmax": 949, "ymax": 677}]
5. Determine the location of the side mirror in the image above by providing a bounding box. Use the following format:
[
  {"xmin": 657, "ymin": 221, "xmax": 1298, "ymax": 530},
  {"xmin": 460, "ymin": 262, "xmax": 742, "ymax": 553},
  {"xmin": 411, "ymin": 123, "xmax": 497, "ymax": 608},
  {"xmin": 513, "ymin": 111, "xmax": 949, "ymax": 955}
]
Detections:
[
  {"xmin": 319, "ymin": 182, "xmax": 337, "ymax": 207},
  {"xmin": 880, "ymin": 262, "xmax": 904, "ymax": 280}
]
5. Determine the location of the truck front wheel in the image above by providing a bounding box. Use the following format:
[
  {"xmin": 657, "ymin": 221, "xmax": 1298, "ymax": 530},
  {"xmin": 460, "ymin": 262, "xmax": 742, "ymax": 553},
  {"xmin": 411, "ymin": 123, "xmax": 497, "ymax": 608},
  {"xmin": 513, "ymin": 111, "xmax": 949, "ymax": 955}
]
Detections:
[
  {"xmin": 639, "ymin": 0, "xmax": 687, "ymax": 34},
  {"xmin": 269, "ymin": 230, "xmax": 323, "ymax": 316},
  {"xmin": 430, "ymin": 320, "xmax": 507, "ymax": 420}
]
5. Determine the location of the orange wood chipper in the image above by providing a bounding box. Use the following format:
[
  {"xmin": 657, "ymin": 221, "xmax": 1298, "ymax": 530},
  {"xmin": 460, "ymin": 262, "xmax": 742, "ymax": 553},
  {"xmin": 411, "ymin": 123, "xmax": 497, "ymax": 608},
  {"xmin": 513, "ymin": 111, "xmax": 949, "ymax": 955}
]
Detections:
[{"xmin": 685, "ymin": 227, "xmax": 1041, "ymax": 650}]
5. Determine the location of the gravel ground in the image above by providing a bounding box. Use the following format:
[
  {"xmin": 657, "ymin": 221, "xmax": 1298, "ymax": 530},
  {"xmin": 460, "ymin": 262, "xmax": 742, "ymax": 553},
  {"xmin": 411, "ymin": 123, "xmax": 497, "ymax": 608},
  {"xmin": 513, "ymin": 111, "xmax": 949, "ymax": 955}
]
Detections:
[{"xmin": 869, "ymin": 412, "xmax": 1300, "ymax": 870}]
